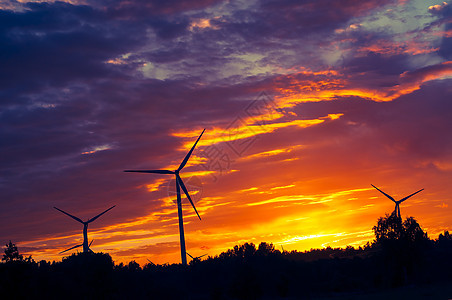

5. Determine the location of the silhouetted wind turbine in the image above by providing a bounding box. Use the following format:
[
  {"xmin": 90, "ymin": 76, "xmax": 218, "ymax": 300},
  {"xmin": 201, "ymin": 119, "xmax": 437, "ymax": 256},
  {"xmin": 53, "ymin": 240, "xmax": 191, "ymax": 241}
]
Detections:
[
  {"xmin": 147, "ymin": 259, "xmax": 156, "ymax": 266},
  {"xmin": 187, "ymin": 252, "xmax": 207, "ymax": 261},
  {"xmin": 60, "ymin": 239, "xmax": 94, "ymax": 254},
  {"xmin": 124, "ymin": 129, "xmax": 205, "ymax": 266},
  {"xmin": 54, "ymin": 205, "xmax": 116, "ymax": 254},
  {"xmin": 371, "ymin": 184, "xmax": 424, "ymax": 219}
]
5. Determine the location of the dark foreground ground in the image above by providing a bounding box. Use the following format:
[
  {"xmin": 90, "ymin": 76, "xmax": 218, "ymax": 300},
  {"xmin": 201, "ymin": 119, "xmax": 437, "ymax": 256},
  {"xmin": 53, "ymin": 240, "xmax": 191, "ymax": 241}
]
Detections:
[{"xmin": 315, "ymin": 282, "xmax": 452, "ymax": 300}]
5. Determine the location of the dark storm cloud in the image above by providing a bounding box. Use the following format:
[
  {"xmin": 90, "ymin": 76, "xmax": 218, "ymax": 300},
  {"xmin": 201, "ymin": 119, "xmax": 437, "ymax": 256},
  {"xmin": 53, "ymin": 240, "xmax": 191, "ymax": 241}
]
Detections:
[
  {"xmin": 182, "ymin": 0, "xmax": 398, "ymax": 74},
  {"xmin": 0, "ymin": 100, "xmax": 95, "ymax": 169},
  {"xmin": 436, "ymin": 7, "xmax": 452, "ymax": 60},
  {"xmin": 125, "ymin": 0, "xmax": 401, "ymax": 78},
  {"xmin": 145, "ymin": 48, "xmax": 190, "ymax": 63},
  {"xmin": 258, "ymin": 0, "xmax": 396, "ymax": 36},
  {"xmin": 149, "ymin": 18, "xmax": 190, "ymax": 39},
  {"xmin": 91, "ymin": 0, "xmax": 222, "ymax": 17},
  {"xmin": 211, "ymin": 0, "xmax": 396, "ymax": 41},
  {"xmin": 425, "ymin": 2, "xmax": 452, "ymax": 60},
  {"xmin": 338, "ymin": 51, "xmax": 410, "ymax": 93},
  {"xmin": 343, "ymin": 49, "xmax": 408, "ymax": 76},
  {"xmin": 0, "ymin": 2, "xmax": 147, "ymax": 102},
  {"xmin": 89, "ymin": 0, "xmax": 226, "ymax": 38}
]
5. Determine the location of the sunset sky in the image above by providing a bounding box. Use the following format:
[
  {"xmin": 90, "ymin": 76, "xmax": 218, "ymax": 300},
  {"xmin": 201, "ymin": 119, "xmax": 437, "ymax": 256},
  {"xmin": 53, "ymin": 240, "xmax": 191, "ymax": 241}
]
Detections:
[{"xmin": 1, "ymin": 0, "xmax": 452, "ymax": 265}]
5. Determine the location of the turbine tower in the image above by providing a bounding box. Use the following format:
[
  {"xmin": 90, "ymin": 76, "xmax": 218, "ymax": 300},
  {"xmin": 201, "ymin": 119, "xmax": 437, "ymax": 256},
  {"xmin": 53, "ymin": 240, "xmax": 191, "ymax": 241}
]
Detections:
[
  {"xmin": 54, "ymin": 205, "xmax": 116, "ymax": 254},
  {"xmin": 371, "ymin": 184, "xmax": 424, "ymax": 219},
  {"xmin": 124, "ymin": 129, "xmax": 205, "ymax": 266}
]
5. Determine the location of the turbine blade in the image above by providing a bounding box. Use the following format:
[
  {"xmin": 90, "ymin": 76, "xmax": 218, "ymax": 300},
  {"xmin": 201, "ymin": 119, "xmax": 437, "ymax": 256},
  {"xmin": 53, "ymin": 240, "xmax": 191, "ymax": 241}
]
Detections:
[
  {"xmin": 371, "ymin": 184, "xmax": 396, "ymax": 202},
  {"xmin": 177, "ymin": 175, "xmax": 201, "ymax": 220},
  {"xmin": 197, "ymin": 254, "xmax": 207, "ymax": 259},
  {"xmin": 89, "ymin": 239, "xmax": 94, "ymax": 247},
  {"xmin": 399, "ymin": 188, "xmax": 424, "ymax": 203},
  {"xmin": 54, "ymin": 207, "xmax": 84, "ymax": 224},
  {"xmin": 88, "ymin": 205, "xmax": 116, "ymax": 223},
  {"xmin": 178, "ymin": 129, "xmax": 206, "ymax": 171},
  {"xmin": 59, "ymin": 244, "xmax": 82, "ymax": 254},
  {"xmin": 147, "ymin": 259, "xmax": 155, "ymax": 266},
  {"xmin": 187, "ymin": 252, "xmax": 194, "ymax": 259},
  {"xmin": 124, "ymin": 170, "xmax": 174, "ymax": 174}
]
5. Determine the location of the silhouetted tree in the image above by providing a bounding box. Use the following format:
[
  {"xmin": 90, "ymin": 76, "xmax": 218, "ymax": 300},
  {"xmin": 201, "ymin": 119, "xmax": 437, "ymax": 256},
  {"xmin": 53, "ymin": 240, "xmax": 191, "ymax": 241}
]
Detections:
[
  {"xmin": 373, "ymin": 214, "xmax": 428, "ymax": 245},
  {"xmin": 373, "ymin": 214, "xmax": 404, "ymax": 243},
  {"xmin": 3, "ymin": 237, "xmax": 452, "ymax": 298},
  {"xmin": 128, "ymin": 260, "xmax": 141, "ymax": 271},
  {"xmin": 218, "ymin": 242, "xmax": 257, "ymax": 261},
  {"xmin": 235, "ymin": 242, "xmax": 257, "ymax": 259},
  {"xmin": 2, "ymin": 240, "xmax": 23, "ymax": 262},
  {"xmin": 438, "ymin": 230, "xmax": 452, "ymax": 245},
  {"xmin": 372, "ymin": 214, "xmax": 430, "ymax": 286},
  {"xmin": 257, "ymin": 242, "xmax": 276, "ymax": 256}
]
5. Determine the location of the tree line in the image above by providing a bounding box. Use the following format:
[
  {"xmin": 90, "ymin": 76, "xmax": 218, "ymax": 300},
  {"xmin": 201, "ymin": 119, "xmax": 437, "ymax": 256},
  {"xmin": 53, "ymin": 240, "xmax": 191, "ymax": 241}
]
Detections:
[{"xmin": 1, "ymin": 215, "xmax": 452, "ymax": 299}]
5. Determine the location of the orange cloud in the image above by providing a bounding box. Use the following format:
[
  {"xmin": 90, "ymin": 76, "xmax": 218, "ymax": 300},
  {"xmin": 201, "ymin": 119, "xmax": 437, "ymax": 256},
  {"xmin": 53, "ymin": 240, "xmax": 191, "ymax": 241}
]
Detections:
[
  {"xmin": 273, "ymin": 61, "xmax": 452, "ymax": 105},
  {"xmin": 173, "ymin": 114, "xmax": 342, "ymax": 151}
]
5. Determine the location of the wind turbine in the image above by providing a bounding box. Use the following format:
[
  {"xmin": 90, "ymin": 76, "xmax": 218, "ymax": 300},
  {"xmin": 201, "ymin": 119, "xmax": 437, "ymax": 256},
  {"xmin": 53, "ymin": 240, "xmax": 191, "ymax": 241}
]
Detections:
[
  {"xmin": 54, "ymin": 205, "xmax": 116, "ymax": 254},
  {"xmin": 124, "ymin": 129, "xmax": 205, "ymax": 266},
  {"xmin": 60, "ymin": 239, "xmax": 94, "ymax": 254},
  {"xmin": 147, "ymin": 259, "xmax": 156, "ymax": 266},
  {"xmin": 187, "ymin": 252, "xmax": 207, "ymax": 262},
  {"xmin": 371, "ymin": 184, "xmax": 424, "ymax": 219}
]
